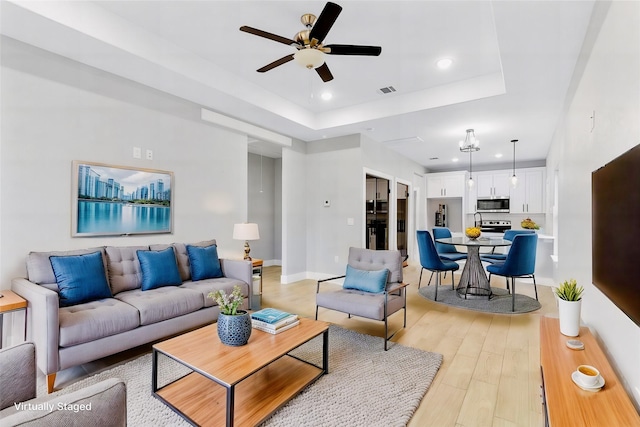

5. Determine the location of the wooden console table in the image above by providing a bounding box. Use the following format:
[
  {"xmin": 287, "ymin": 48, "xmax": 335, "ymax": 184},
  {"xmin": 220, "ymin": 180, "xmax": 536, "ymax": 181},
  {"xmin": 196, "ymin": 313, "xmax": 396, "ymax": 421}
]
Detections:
[{"xmin": 540, "ymin": 316, "xmax": 640, "ymax": 426}]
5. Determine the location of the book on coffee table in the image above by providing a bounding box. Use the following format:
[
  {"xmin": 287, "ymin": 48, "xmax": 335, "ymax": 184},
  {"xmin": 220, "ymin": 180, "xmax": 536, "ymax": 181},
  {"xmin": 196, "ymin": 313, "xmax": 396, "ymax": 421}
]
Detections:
[
  {"xmin": 251, "ymin": 313, "xmax": 299, "ymax": 331},
  {"xmin": 252, "ymin": 319, "xmax": 300, "ymax": 334},
  {"xmin": 251, "ymin": 308, "xmax": 296, "ymax": 324}
]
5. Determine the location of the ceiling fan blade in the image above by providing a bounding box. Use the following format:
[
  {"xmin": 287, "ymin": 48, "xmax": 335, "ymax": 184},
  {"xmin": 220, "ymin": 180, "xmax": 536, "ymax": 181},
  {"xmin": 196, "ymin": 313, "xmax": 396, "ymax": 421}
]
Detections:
[
  {"xmin": 315, "ymin": 62, "xmax": 334, "ymax": 82},
  {"xmin": 309, "ymin": 2, "xmax": 342, "ymax": 44},
  {"xmin": 240, "ymin": 26, "xmax": 298, "ymax": 46},
  {"xmin": 257, "ymin": 54, "xmax": 295, "ymax": 73},
  {"xmin": 325, "ymin": 44, "xmax": 382, "ymax": 56}
]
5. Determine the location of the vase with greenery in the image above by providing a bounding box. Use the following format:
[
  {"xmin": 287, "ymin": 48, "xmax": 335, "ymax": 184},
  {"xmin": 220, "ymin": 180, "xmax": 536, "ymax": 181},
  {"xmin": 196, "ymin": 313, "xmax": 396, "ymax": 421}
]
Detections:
[
  {"xmin": 555, "ymin": 279, "xmax": 584, "ymax": 337},
  {"xmin": 208, "ymin": 285, "xmax": 251, "ymax": 346}
]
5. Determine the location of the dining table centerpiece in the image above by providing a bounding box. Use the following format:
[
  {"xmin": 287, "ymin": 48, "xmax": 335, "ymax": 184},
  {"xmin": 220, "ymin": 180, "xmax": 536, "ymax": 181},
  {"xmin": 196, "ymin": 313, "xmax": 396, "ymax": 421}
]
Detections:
[
  {"xmin": 555, "ymin": 279, "xmax": 584, "ymax": 337},
  {"xmin": 209, "ymin": 284, "xmax": 252, "ymax": 346},
  {"xmin": 465, "ymin": 226, "xmax": 481, "ymax": 240}
]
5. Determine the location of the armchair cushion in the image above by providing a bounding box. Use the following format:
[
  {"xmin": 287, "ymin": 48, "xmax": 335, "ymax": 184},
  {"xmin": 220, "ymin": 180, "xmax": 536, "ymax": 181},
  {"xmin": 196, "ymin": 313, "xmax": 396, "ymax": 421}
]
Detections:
[
  {"xmin": 186, "ymin": 244, "xmax": 223, "ymax": 281},
  {"xmin": 137, "ymin": 248, "xmax": 182, "ymax": 291},
  {"xmin": 49, "ymin": 252, "xmax": 112, "ymax": 307},
  {"xmin": 343, "ymin": 265, "xmax": 389, "ymax": 293}
]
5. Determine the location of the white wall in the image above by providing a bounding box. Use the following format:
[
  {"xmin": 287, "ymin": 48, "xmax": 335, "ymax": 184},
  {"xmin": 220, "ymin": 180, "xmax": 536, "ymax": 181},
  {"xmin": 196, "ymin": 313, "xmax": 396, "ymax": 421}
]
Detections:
[
  {"xmin": 0, "ymin": 37, "xmax": 249, "ymax": 288},
  {"xmin": 247, "ymin": 152, "xmax": 276, "ymax": 263},
  {"xmin": 547, "ymin": 1, "xmax": 640, "ymax": 406},
  {"xmin": 305, "ymin": 135, "xmax": 363, "ymax": 276},
  {"xmin": 281, "ymin": 141, "xmax": 308, "ymax": 282}
]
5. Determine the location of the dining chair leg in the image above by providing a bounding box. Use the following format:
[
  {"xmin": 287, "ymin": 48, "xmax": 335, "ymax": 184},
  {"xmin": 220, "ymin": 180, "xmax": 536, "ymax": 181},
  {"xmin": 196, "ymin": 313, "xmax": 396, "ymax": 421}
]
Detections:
[
  {"xmin": 434, "ymin": 271, "xmax": 440, "ymax": 301},
  {"xmin": 428, "ymin": 271, "xmax": 434, "ymax": 286},
  {"xmin": 418, "ymin": 268, "xmax": 424, "ymax": 289},
  {"xmin": 511, "ymin": 276, "xmax": 516, "ymax": 312},
  {"xmin": 451, "ymin": 270, "xmax": 455, "ymax": 290},
  {"xmin": 506, "ymin": 277, "xmax": 510, "ymax": 292},
  {"xmin": 533, "ymin": 274, "xmax": 538, "ymax": 301}
]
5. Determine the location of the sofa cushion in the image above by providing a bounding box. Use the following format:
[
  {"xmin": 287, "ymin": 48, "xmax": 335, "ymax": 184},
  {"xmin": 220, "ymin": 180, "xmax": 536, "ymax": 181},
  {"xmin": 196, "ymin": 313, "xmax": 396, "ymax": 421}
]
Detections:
[
  {"xmin": 137, "ymin": 248, "xmax": 182, "ymax": 291},
  {"xmin": 166, "ymin": 240, "xmax": 217, "ymax": 281},
  {"xmin": 181, "ymin": 277, "xmax": 249, "ymax": 308},
  {"xmin": 186, "ymin": 244, "xmax": 223, "ymax": 281},
  {"xmin": 26, "ymin": 247, "xmax": 107, "ymax": 291},
  {"xmin": 343, "ymin": 265, "xmax": 389, "ymax": 294},
  {"xmin": 105, "ymin": 246, "xmax": 148, "ymax": 294},
  {"xmin": 114, "ymin": 287, "xmax": 203, "ymax": 326},
  {"xmin": 50, "ymin": 252, "xmax": 113, "ymax": 307},
  {"xmin": 59, "ymin": 299, "xmax": 140, "ymax": 347}
]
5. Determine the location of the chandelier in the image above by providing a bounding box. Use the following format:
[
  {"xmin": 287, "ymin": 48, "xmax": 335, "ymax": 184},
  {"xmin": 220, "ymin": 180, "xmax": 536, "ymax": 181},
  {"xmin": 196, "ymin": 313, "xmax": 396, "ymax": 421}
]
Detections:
[
  {"xmin": 459, "ymin": 129, "xmax": 480, "ymax": 153},
  {"xmin": 459, "ymin": 129, "xmax": 480, "ymax": 187}
]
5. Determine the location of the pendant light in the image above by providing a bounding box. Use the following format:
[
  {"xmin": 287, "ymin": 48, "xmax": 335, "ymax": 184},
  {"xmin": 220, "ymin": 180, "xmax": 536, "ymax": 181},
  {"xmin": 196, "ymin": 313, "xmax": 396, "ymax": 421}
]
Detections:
[
  {"xmin": 459, "ymin": 129, "xmax": 480, "ymax": 188},
  {"xmin": 510, "ymin": 139, "xmax": 518, "ymax": 187},
  {"xmin": 468, "ymin": 150, "xmax": 475, "ymax": 188}
]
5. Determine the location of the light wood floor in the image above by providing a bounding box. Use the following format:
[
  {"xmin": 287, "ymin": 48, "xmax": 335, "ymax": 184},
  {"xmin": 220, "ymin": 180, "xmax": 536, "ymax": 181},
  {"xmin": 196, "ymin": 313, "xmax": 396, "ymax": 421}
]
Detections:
[
  {"xmin": 48, "ymin": 263, "xmax": 558, "ymax": 426},
  {"xmin": 261, "ymin": 264, "xmax": 558, "ymax": 427}
]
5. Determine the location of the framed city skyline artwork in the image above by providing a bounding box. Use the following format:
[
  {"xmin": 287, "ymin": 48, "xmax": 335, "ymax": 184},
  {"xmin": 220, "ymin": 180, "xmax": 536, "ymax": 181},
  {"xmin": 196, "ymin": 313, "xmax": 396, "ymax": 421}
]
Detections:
[{"xmin": 71, "ymin": 161, "xmax": 174, "ymax": 237}]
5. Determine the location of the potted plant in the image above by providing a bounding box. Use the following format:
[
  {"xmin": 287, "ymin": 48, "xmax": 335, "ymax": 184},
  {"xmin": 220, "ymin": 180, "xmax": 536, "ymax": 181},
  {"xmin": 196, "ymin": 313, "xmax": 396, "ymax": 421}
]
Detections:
[
  {"xmin": 208, "ymin": 285, "xmax": 252, "ymax": 346},
  {"xmin": 554, "ymin": 279, "xmax": 584, "ymax": 337}
]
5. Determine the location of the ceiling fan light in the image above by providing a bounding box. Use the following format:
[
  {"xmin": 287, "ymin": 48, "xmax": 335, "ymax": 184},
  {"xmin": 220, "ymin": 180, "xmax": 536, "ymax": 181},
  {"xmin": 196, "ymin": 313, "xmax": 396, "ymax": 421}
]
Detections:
[{"xmin": 294, "ymin": 48, "xmax": 325, "ymax": 69}]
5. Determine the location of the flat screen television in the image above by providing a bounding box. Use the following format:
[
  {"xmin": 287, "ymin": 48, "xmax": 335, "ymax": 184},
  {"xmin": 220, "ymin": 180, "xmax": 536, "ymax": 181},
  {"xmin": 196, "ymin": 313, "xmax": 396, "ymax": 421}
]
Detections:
[{"xmin": 592, "ymin": 143, "xmax": 640, "ymax": 326}]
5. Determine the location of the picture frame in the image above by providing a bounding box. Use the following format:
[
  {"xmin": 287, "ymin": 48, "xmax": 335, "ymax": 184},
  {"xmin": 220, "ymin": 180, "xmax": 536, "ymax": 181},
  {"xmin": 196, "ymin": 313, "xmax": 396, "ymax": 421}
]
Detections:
[{"xmin": 71, "ymin": 160, "xmax": 174, "ymax": 237}]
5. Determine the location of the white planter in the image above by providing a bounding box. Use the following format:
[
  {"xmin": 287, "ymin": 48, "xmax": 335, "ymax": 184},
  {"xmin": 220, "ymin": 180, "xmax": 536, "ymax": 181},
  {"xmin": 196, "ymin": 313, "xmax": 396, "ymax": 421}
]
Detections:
[{"xmin": 558, "ymin": 299, "xmax": 582, "ymax": 337}]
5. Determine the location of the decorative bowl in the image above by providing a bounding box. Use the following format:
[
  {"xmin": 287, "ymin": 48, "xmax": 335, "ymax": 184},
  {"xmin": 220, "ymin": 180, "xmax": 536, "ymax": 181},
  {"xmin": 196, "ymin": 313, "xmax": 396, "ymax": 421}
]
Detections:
[{"xmin": 465, "ymin": 227, "xmax": 481, "ymax": 240}]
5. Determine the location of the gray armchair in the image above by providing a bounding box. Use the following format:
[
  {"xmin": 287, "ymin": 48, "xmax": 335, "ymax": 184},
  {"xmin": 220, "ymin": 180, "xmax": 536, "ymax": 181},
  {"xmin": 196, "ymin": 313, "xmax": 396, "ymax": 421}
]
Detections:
[
  {"xmin": 315, "ymin": 247, "xmax": 409, "ymax": 350},
  {"xmin": 0, "ymin": 342, "xmax": 126, "ymax": 426}
]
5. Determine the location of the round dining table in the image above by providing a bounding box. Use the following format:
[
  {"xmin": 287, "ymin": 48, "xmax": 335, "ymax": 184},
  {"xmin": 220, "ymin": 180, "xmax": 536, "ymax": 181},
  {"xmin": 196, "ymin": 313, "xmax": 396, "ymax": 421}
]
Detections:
[{"xmin": 435, "ymin": 236, "xmax": 512, "ymax": 299}]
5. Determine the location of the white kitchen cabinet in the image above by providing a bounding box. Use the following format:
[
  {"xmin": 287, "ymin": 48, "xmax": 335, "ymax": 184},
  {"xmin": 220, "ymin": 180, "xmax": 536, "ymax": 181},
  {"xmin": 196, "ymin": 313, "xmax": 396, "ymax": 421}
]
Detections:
[
  {"xmin": 467, "ymin": 181, "xmax": 477, "ymax": 213},
  {"xmin": 366, "ymin": 177, "xmax": 389, "ymax": 201},
  {"xmin": 510, "ymin": 168, "xmax": 545, "ymax": 214},
  {"xmin": 427, "ymin": 172, "xmax": 465, "ymax": 198},
  {"xmin": 476, "ymin": 171, "xmax": 511, "ymax": 198}
]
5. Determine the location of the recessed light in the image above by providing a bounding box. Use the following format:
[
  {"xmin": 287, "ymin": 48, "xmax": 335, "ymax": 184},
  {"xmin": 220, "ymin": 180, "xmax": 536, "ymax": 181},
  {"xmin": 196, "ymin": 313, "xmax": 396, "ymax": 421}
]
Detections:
[
  {"xmin": 321, "ymin": 91, "xmax": 332, "ymax": 101},
  {"xmin": 495, "ymin": 153, "xmax": 503, "ymax": 158},
  {"xmin": 436, "ymin": 58, "xmax": 453, "ymax": 69},
  {"xmin": 452, "ymin": 158, "xmax": 459, "ymax": 162}
]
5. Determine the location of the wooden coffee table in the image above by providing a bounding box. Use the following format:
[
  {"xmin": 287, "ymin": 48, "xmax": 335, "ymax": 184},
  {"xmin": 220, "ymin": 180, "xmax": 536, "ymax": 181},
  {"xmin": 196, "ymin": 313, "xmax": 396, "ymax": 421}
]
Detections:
[{"xmin": 152, "ymin": 318, "xmax": 329, "ymax": 427}]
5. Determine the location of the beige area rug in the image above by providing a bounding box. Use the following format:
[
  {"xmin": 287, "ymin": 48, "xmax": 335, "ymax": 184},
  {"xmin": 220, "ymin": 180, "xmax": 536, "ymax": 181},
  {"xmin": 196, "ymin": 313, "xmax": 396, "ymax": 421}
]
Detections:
[{"xmin": 42, "ymin": 325, "xmax": 442, "ymax": 427}]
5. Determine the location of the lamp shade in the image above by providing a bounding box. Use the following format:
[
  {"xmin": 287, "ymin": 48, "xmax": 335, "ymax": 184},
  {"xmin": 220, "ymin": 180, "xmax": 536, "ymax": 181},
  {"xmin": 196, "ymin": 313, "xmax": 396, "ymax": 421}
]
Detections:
[
  {"xmin": 233, "ymin": 223, "xmax": 260, "ymax": 241},
  {"xmin": 293, "ymin": 48, "xmax": 325, "ymax": 69}
]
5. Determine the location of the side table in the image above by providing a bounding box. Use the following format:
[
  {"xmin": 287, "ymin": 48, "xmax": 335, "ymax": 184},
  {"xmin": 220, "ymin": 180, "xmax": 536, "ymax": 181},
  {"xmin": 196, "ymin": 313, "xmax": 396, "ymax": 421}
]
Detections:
[
  {"xmin": 0, "ymin": 290, "xmax": 28, "ymax": 348},
  {"xmin": 251, "ymin": 259, "xmax": 263, "ymax": 311}
]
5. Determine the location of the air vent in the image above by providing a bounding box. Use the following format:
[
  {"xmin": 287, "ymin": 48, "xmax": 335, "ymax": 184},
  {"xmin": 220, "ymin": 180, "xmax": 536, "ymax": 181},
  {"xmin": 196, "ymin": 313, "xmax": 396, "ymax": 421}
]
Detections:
[
  {"xmin": 378, "ymin": 86, "xmax": 396, "ymax": 95},
  {"xmin": 383, "ymin": 136, "xmax": 423, "ymax": 146}
]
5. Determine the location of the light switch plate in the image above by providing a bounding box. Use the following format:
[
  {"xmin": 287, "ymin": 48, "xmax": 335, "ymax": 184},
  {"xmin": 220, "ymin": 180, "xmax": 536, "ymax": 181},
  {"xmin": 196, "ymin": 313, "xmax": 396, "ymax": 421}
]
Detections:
[{"xmin": 133, "ymin": 147, "xmax": 141, "ymax": 159}]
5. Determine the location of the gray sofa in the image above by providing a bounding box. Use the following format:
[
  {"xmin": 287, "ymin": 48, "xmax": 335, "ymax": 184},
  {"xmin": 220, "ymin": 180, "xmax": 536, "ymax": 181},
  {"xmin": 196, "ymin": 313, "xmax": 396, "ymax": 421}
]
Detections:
[
  {"xmin": 0, "ymin": 342, "xmax": 126, "ymax": 426},
  {"xmin": 11, "ymin": 239, "xmax": 252, "ymax": 393}
]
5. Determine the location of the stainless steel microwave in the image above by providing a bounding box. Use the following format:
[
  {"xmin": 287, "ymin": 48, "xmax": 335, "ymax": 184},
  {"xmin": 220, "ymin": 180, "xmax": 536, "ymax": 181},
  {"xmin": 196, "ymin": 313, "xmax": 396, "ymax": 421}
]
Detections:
[{"xmin": 476, "ymin": 197, "xmax": 510, "ymax": 213}]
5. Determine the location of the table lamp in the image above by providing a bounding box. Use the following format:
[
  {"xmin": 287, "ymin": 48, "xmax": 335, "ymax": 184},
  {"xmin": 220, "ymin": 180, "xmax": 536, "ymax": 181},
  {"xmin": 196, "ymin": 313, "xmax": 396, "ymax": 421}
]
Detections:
[{"xmin": 233, "ymin": 223, "xmax": 260, "ymax": 260}]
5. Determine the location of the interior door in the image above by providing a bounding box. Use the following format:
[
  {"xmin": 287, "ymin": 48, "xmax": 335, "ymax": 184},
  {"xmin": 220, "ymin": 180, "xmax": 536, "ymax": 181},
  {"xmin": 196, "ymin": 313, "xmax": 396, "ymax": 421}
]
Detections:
[
  {"xmin": 397, "ymin": 182, "xmax": 409, "ymax": 258},
  {"xmin": 365, "ymin": 174, "xmax": 389, "ymax": 250}
]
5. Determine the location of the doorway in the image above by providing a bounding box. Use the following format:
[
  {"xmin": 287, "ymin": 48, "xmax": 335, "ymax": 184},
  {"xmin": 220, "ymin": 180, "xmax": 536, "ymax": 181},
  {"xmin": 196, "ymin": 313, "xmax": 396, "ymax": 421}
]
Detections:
[
  {"xmin": 365, "ymin": 174, "xmax": 389, "ymax": 250},
  {"xmin": 396, "ymin": 182, "xmax": 409, "ymax": 258}
]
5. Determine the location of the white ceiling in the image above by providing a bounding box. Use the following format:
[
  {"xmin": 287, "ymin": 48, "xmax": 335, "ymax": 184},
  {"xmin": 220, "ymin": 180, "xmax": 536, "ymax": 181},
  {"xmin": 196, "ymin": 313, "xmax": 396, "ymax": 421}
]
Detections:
[{"xmin": 1, "ymin": 1, "xmax": 596, "ymax": 170}]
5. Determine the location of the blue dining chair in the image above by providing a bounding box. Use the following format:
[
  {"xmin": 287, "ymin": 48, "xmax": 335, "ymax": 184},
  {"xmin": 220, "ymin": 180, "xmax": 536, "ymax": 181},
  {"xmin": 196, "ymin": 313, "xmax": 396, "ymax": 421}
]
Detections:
[
  {"xmin": 486, "ymin": 233, "xmax": 538, "ymax": 311},
  {"xmin": 433, "ymin": 227, "xmax": 468, "ymax": 262},
  {"xmin": 417, "ymin": 230, "xmax": 459, "ymax": 301},
  {"xmin": 480, "ymin": 229, "xmax": 536, "ymax": 264}
]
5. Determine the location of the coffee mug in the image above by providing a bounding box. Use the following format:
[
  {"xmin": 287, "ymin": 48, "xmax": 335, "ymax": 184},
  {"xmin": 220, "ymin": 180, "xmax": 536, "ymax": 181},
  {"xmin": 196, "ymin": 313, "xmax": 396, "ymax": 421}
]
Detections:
[{"xmin": 576, "ymin": 364, "xmax": 600, "ymax": 386}]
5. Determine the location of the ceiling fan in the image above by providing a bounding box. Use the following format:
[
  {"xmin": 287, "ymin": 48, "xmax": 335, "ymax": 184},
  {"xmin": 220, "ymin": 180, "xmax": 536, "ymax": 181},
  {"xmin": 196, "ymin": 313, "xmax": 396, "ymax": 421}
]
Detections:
[{"xmin": 240, "ymin": 2, "xmax": 382, "ymax": 82}]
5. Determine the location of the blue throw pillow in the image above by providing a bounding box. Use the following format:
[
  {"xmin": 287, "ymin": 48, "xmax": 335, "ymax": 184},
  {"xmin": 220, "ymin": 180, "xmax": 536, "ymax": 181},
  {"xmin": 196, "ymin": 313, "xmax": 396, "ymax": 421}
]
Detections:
[
  {"xmin": 137, "ymin": 247, "xmax": 182, "ymax": 291},
  {"xmin": 343, "ymin": 265, "xmax": 389, "ymax": 293},
  {"xmin": 186, "ymin": 244, "xmax": 223, "ymax": 281},
  {"xmin": 50, "ymin": 251, "xmax": 112, "ymax": 307}
]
